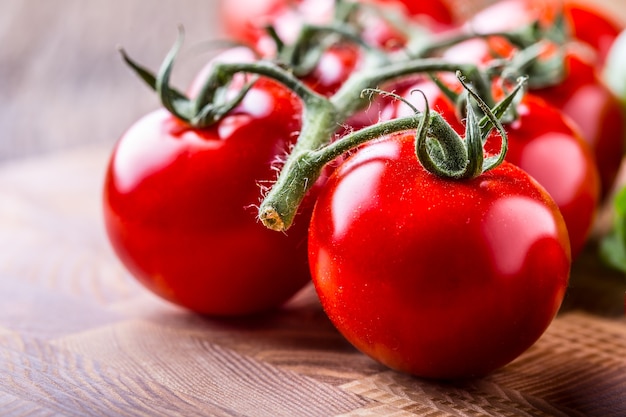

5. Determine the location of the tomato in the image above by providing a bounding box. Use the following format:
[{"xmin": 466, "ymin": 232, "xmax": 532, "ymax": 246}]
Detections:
[
  {"xmin": 394, "ymin": 79, "xmax": 600, "ymax": 258},
  {"xmin": 531, "ymin": 49, "xmax": 625, "ymax": 196},
  {"xmin": 469, "ymin": 0, "xmax": 623, "ymax": 67},
  {"xmin": 370, "ymin": 0, "xmax": 456, "ymax": 28},
  {"xmin": 299, "ymin": 43, "xmax": 363, "ymax": 97},
  {"xmin": 219, "ymin": 0, "xmax": 334, "ymax": 48},
  {"xmin": 103, "ymin": 78, "xmax": 314, "ymax": 316},
  {"xmin": 485, "ymin": 94, "xmax": 600, "ymax": 258},
  {"xmin": 219, "ymin": 0, "xmax": 455, "ymax": 52},
  {"xmin": 539, "ymin": 0, "xmax": 624, "ymax": 67},
  {"xmin": 438, "ymin": 34, "xmax": 624, "ymax": 197},
  {"xmin": 308, "ymin": 131, "xmax": 571, "ymax": 379}
]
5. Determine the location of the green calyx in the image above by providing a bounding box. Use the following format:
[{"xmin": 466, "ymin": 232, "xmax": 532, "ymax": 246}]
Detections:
[
  {"xmin": 119, "ymin": 27, "xmax": 258, "ymax": 128},
  {"xmin": 414, "ymin": 72, "xmax": 527, "ymax": 180}
]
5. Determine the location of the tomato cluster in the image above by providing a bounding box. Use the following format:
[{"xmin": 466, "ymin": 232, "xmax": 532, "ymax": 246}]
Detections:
[{"xmin": 105, "ymin": 0, "xmax": 625, "ymax": 379}]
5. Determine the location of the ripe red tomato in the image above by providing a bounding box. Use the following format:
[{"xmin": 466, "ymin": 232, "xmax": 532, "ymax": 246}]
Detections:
[
  {"xmin": 469, "ymin": 0, "xmax": 623, "ymax": 67},
  {"xmin": 219, "ymin": 0, "xmax": 455, "ymax": 51},
  {"xmin": 103, "ymin": 78, "xmax": 314, "ymax": 316},
  {"xmin": 308, "ymin": 131, "xmax": 571, "ymax": 379},
  {"xmin": 299, "ymin": 43, "xmax": 363, "ymax": 96},
  {"xmin": 484, "ymin": 94, "xmax": 600, "ymax": 258},
  {"xmin": 438, "ymin": 35, "xmax": 624, "ymax": 197},
  {"xmin": 531, "ymin": 49, "xmax": 625, "ymax": 196},
  {"xmin": 394, "ymin": 79, "xmax": 600, "ymax": 259},
  {"xmin": 370, "ymin": 0, "xmax": 455, "ymax": 28}
]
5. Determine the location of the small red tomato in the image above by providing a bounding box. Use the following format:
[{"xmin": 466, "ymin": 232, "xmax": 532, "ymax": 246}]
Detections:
[
  {"xmin": 309, "ymin": 131, "xmax": 571, "ymax": 379},
  {"xmin": 439, "ymin": 36, "xmax": 624, "ymax": 197},
  {"xmin": 469, "ymin": 0, "xmax": 624, "ymax": 67},
  {"xmin": 103, "ymin": 78, "xmax": 313, "ymax": 316},
  {"xmin": 532, "ymin": 49, "xmax": 625, "ymax": 196},
  {"xmin": 484, "ymin": 94, "xmax": 601, "ymax": 258},
  {"xmin": 394, "ymin": 79, "xmax": 600, "ymax": 259},
  {"xmin": 299, "ymin": 43, "xmax": 362, "ymax": 97},
  {"xmin": 370, "ymin": 0, "xmax": 456, "ymax": 28}
]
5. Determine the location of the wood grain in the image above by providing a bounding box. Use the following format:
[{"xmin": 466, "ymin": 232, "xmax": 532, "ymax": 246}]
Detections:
[
  {"xmin": 1, "ymin": 147, "xmax": 626, "ymax": 416},
  {"xmin": 1, "ymin": 0, "xmax": 626, "ymax": 415}
]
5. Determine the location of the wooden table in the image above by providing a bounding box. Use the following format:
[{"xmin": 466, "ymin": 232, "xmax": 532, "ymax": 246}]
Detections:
[{"xmin": 0, "ymin": 146, "xmax": 625, "ymax": 416}]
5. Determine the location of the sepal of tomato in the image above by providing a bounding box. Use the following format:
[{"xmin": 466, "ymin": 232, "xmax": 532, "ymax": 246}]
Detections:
[
  {"xmin": 394, "ymin": 78, "xmax": 600, "ymax": 259},
  {"xmin": 308, "ymin": 132, "xmax": 571, "ymax": 379},
  {"xmin": 103, "ymin": 79, "xmax": 314, "ymax": 316}
]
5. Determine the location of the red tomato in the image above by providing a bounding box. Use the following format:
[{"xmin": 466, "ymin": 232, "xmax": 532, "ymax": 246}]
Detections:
[
  {"xmin": 219, "ymin": 0, "xmax": 455, "ymax": 51},
  {"xmin": 394, "ymin": 79, "xmax": 600, "ymax": 258},
  {"xmin": 308, "ymin": 131, "xmax": 571, "ymax": 379},
  {"xmin": 370, "ymin": 0, "xmax": 456, "ymax": 28},
  {"xmin": 485, "ymin": 94, "xmax": 600, "ymax": 258},
  {"xmin": 103, "ymin": 78, "xmax": 313, "ymax": 316},
  {"xmin": 439, "ymin": 35, "xmax": 624, "ymax": 197},
  {"xmin": 531, "ymin": 49, "xmax": 625, "ymax": 196},
  {"xmin": 469, "ymin": 0, "xmax": 623, "ymax": 67},
  {"xmin": 299, "ymin": 43, "xmax": 363, "ymax": 97},
  {"xmin": 219, "ymin": 0, "xmax": 334, "ymax": 47}
]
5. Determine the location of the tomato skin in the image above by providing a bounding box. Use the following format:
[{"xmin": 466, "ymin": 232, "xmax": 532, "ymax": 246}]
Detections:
[
  {"xmin": 371, "ymin": 0, "xmax": 455, "ymax": 27},
  {"xmin": 487, "ymin": 94, "xmax": 600, "ymax": 258},
  {"xmin": 469, "ymin": 0, "xmax": 623, "ymax": 66},
  {"xmin": 103, "ymin": 79, "xmax": 313, "ymax": 316},
  {"xmin": 308, "ymin": 132, "xmax": 571, "ymax": 379},
  {"xmin": 394, "ymin": 80, "xmax": 600, "ymax": 259},
  {"xmin": 439, "ymin": 34, "xmax": 624, "ymax": 197},
  {"xmin": 300, "ymin": 43, "xmax": 363, "ymax": 97},
  {"xmin": 532, "ymin": 50, "xmax": 625, "ymax": 196}
]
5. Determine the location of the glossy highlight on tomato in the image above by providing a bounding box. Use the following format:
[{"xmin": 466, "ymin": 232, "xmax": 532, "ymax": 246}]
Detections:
[
  {"xmin": 532, "ymin": 49, "xmax": 625, "ymax": 196},
  {"xmin": 308, "ymin": 132, "xmax": 571, "ymax": 379},
  {"xmin": 103, "ymin": 78, "xmax": 314, "ymax": 316},
  {"xmin": 394, "ymin": 80, "xmax": 599, "ymax": 258},
  {"xmin": 469, "ymin": 0, "xmax": 624, "ymax": 67}
]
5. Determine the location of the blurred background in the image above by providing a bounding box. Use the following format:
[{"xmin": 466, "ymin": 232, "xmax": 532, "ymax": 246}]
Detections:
[
  {"xmin": 0, "ymin": 0, "xmax": 624, "ymax": 162},
  {"xmin": 0, "ymin": 0, "xmax": 221, "ymax": 162}
]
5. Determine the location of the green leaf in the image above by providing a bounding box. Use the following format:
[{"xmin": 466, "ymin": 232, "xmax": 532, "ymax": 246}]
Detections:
[{"xmin": 600, "ymin": 187, "xmax": 626, "ymax": 273}]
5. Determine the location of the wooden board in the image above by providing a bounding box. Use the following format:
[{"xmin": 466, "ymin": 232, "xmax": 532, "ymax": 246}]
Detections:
[{"xmin": 0, "ymin": 147, "xmax": 625, "ymax": 416}]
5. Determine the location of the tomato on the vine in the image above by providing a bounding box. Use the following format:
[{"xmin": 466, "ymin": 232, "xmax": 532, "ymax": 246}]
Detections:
[
  {"xmin": 103, "ymin": 77, "xmax": 314, "ymax": 316},
  {"xmin": 438, "ymin": 33, "xmax": 624, "ymax": 197},
  {"xmin": 469, "ymin": 0, "xmax": 624, "ymax": 67},
  {"xmin": 370, "ymin": 0, "xmax": 456, "ymax": 28},
  {"xmin": 531, "ymin": 48, "xmax": 625, "ymax": 196},
  {"xmin": 394, "ymin": 78, "xmax": 600, "ymax": 258},
  {"xmin": 219, "ymin": 0, "xmax": 456, "ymax": 53},
  {"xmin": 308, "ymin": 131, "xmax": 571, "ymax": 379},
  {"xmin": 299, "ymin": 43, "xmax": 363, "ymax": 96}
]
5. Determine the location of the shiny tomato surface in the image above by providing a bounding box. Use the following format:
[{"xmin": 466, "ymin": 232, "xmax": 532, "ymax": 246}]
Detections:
[
  {"xmin": 308, "ymin": 132, "xmax": 571, "ymax": 379},
  {"xmin": 103, "ymin": 79, "xmax": 313, "ymax": 316},
  {"xmin": 438, "ymin": 35, "xmax": 624, "ymax": 198},
  {"xmin": 487, "ymin": 94, "xmax": 600, "ymax": 258},
  {"xmin": 394, "ymin": 80, "xmax": 599, "ymax": 258},
  {"xmin": 532, "ymin": 50, "xmax": 625, "ymax": 196},
  {"xmin": 469, "ymin": 0, "xmax": 623, "ymax": 66}
]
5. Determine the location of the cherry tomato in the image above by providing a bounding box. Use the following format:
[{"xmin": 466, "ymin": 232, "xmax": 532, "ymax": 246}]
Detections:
[
  {"xmin": 299, "ymin": 43, "xmax": 362, "ymax": 96},
  {"xmin": 469, "ymin": 0, "xmax": 623, "ymax": 67},
  {"xmin": 103, "ymin": 78, "xmax": 314, "ymax": 316},
  {"xmin": 371, "ymin": 0, "xmax": 456, "ymax": 28},
  {"xmin": 219, "ymin": 0, "xmax": 455, "ymax": 52},
  {"xmin": 485, "ymin": 94, "xmax": 600, "ymax": 258},
  {"xmin": 308, "ymin": 131, "xmax": 571, "ymax": 379},
  {"xmin": 395, "ymin": 79, "xmax": 600, "ymax": 258},
  {"xmin": 531, "ymin": 48, "xmax": 625, "ymax": 196},
  {"xmin": 439, "ymin": 35, "xmax": 624, "ymax": 197}
]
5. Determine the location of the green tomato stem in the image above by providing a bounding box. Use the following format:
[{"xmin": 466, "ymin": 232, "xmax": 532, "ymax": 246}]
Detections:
[{"xmin": 258, "ymin": 115, "xmax": 426, "ymax": 231}]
